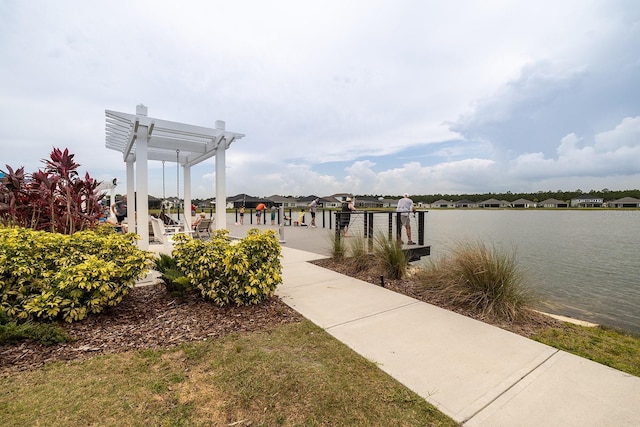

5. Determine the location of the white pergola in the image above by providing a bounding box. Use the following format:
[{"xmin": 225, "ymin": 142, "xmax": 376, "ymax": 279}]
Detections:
[{"xmin": 105, "ymin": 104, "xmax": 245, "ymax": 250}]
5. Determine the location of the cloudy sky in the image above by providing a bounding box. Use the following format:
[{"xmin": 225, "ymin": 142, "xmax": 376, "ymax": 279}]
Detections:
[{"xmin": 1, "ymin": 0, "xmax": 639, "ymax": 199}]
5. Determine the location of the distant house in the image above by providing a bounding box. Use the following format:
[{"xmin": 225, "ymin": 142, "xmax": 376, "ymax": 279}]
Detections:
[
  {"xmin": 455, "ymin": 199, "xmax": 478, "ymax": 208},
  {"xmin": 329, "ymin": 193, "xmax": 353, "ymax": 203},
  {"xmin": 430, "ymin": 199, "xmax": 454, "ymax": 208},
  {"xmin": 268, "ymin": 194, "xmax": 298, "ymax": 208},
  {"xmin": 228, "ymin": 193, "xmax": 270, "ymax": 209},
  {"xmin": 511, "ymin": 198, "xmax": 536, "ymax": 208},
  {"xmin": 608, "ymin": 197, "xmax": 640, "ymax": 208},
  {"xmin": 379, "ymin": 198, "xmax": 398, "ymax": 208},
  {"xmin": 540, "ymin": 198, "xmax": 569, "ymax": 208},
  {"xmin": 571, "ymin": 194, "xmax": 604, "ymax": 207},
  {"xmin": 353, "ymin": 197, "xmax": 383, "ymax": 209},
  {"xmin": 321, "ymin": 196, "xmax": 342, "ymax": 209},
  {"xmin": 479, "ymin": 198, "xmax": 509, "ymax": 208}
]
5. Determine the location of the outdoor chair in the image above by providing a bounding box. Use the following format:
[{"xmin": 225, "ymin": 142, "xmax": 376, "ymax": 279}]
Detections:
[
  {"xmin": 194, "ymin": 218, "xmax": 212, "ymax": 239},
  {"xmin": 150, "ymin": 216, "xmax": 178, "ymax": 248}
]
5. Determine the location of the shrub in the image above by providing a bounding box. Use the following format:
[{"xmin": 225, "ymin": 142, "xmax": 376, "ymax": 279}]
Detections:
[
  {"xmin": 0, "ymin": 320, "xmax": 71, "ymax": 346},
  {"xmin": 414, "ymin": 240, "xmax": 534, "ymax": 321},
  {"xmin": 0, "ymin": 148, "xmax": 104, "ymax": 234},
  {"xmin": 172, "ymin": 229, "xmax": 282, "ymax": 307},
  {"xmin": 0, "ymin": 226, "xmax": 154, "ymax": 322}
]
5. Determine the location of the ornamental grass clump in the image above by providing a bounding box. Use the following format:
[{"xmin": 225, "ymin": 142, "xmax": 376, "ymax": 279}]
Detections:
[
  {"xmin": 373, "ymin": 232, "xmax": 408, "ymax": 280},
  {"xmin": 415, "ymin": 241, "xmax": 533, "ymax": 321},
  {"xmin": 346, "ymin": 234, "xmax": 372, "ymax": 273},
  {"xmin": 327, "ymin": 231, "xmax": 347, "ymax": 261}
]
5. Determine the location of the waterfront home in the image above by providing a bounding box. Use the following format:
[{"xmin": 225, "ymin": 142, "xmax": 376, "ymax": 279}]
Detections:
[
  {"xmin": 430, "ymin": 199, "xmax": 454, "ymax": 208},
  {"xmin": 379, "ymin": 198, "xmax": 399, "ymax": 208},
  {"xmin": 354, "ymin": 197, "xmax": 384, "ymax": 209},
  {"xmin": 321, "ymin": 196, "xmax": 343, "ymax": 209},
  {"xmin": 268, "ymin": 194, "xmax": 298, "ymax": 208},
  {"xmin": 570, "ymin": 194, "xmax": 604, "ymax": 207},
  {"xmin": 511, "ymin": 198, "xmax": 536, "ymax": 208},
  {"xmin": 455, "ymin": 199, "xmax": 478, "ymax": 208},
  {"xmin": 228, "ymin": 194, "xmax": 269, "ymax": 209},
  {"xmin": 479, "ymin": 198, "xmax": 510, "ymax": 208},
  {"xmin": 540, "ymin": 198, "xmax": 569, "ymax": 208},
  {"xmin": 608, "ymin": 197, "xmax": 640, "ymax": 208}
]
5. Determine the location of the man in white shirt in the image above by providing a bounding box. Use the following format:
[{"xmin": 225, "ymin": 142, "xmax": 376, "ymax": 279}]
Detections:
[
  {"xmin": 396, "ymin": 193, "xmax": 416, "ymax": 245},
  {"xmin": 309, "ymin": 198, "xmax": 319, "ymax": 227}
]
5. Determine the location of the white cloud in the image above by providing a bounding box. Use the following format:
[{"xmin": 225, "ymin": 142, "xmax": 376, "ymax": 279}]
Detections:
[{"xmin": 1, "ymin": 0, "xmax": 639, "ymax": 198}]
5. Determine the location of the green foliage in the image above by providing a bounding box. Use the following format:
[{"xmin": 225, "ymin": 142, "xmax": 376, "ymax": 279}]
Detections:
[
  {"xmin": 0, "ymin": 226, "xmax": 154, "ymax": 322},
  {"xmin": 415, "ymin": 241, "xmax": 533, "ymax": 321},
  {"xmin": 154, "ymin": 254, "xmax": 192, "ymax": 296},
  {"xmin": 172, "ymin": 229, "xmax": 282, "ymax": 307},
  {"xmin": 0, "ymin": 319, "xmax": 71, "ymax": 346},
  {"xmin": 373, "ymin": 232, "xmax": 408, "ymax": 279}
]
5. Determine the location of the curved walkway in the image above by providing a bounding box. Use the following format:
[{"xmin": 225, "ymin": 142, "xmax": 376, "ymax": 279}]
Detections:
[{"xmin": 265, "ymin": 225, "xmax": 640, "ymax": 426}]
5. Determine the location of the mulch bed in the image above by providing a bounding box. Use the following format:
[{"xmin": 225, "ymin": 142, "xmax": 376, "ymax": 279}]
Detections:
[{"xmin": 1, "ymin": 284, "xmax": 303, "ymax": 375}]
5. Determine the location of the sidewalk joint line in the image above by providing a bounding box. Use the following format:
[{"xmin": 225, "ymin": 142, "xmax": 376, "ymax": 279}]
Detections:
[
  {"xmin": 461, "ymin": 349, "xmax": 561, "ymax": 425},
  {"xmin": 325, "ymin": 301, "xmax": 420, "ymax": 330}
]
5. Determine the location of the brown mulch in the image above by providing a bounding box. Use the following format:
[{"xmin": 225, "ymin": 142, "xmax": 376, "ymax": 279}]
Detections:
[
  {"xmin": 1, "ymin": 284, "xmax": 303, "ymax": 375},
  {"xmin": 310, "ymin": 258, "xmax": 563, "ymax": 337}
]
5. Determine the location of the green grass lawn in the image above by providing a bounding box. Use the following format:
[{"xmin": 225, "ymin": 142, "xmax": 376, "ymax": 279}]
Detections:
[
  {"xmin": 532, "ymin": 323, "xmax": 640, "ymax": 377},
  {"xmin": 0, "ymin": 320, "xmax": 456, "ymax": 427}
]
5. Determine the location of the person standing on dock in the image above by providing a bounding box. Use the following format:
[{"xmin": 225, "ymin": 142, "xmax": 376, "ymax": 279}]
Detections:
[
  {"xmin": 256, "ymin": 202, "xmax": 266, "ymax": 224},
  {"xmin": 309, "ymin": 198, "xmax": 319, "ymax": 228},
  {"xmin": 396, "ymin": 193, "xmax": 416, "ymax": 245},
  {"xmin": 340, "ymin": 197, "xmax": 356, "ymax": 236}
]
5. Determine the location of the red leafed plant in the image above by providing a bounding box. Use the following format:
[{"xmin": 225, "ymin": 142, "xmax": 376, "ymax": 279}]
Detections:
[{"xmin": 0, "ymin": 148, "xmax": 104, "ymax": 234}]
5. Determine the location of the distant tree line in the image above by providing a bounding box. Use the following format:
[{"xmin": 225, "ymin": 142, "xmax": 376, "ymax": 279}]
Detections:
[
  {"xmin": 162, "ymin": 189, "xmax": 640, "ymax": 208},
  {"xmin": 359, "ymin": 189, "xmax": 640, "ymax": 204}
]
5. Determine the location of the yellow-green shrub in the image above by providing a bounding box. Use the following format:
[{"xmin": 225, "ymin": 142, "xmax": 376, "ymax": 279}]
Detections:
[
  {"xmin": 172, "ymin": 228, "xmax": 282, "ymax": 306},
  {"xmin": 0, "ymin": 226, "xmax": 154, "ymax": 322}
]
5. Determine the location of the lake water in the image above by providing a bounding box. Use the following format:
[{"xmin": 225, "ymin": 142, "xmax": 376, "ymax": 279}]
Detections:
[{"xmin": 419, "ymin": 209, "xmax": 640, "ymax": 335}]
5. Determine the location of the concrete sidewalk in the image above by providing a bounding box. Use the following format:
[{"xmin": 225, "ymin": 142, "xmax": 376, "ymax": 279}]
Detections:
[{"xmin": 276, "ymin": 246, "xmax": 640, "ymax": 426}]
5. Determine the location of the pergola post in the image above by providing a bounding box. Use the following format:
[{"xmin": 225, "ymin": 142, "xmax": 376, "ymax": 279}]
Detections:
[
  {"xmin": 215, "ymin": 120, "xmax": 227, "ymax": 230},
  {"xmin": 183, "ymin": 164, "xmax": 192, "ymax": 230},
  {"xmin": 126, "ymin": 160, "xmax": 135, "ymax": 231},
  {"xmin": 135, "ymin": 109, "xmax": 150, "ymax": 250}
]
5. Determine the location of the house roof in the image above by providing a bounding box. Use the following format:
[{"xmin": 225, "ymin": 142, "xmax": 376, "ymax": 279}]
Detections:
[
  {"xmin": 572, "ymin": 194, "xmax": 603, "ymax": 200},
  {"xmin": 610, "ymin": 197, "xmax": 640, "ymax": 203},
  {"xmin": 540, "ymin": 198, "xmax": 566, "ymax": 204},
  {"xmin": 480, "ymin": 198, "xmax": 505, "ymax": 204}
]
